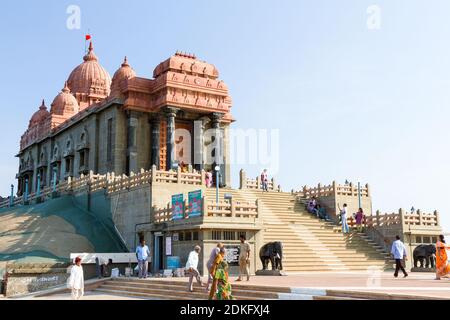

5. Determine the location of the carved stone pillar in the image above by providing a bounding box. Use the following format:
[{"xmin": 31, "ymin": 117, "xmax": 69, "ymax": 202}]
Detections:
[
  {"xmin": 211, "ymin": 112, "xmax": 225, "ymax": 186},
  {"xmin": 150, "ymin": 114, "xmax": 161, "ymax": 169},
  {"xmin": 194, "ymin": 117, "xmax": 210, "ymax": 171},
  {"xmin": 164, "ymin": 107, "xmax": 179, "ymax": 171},
  {"xmin": 127, "ymin": 111, "xmax": 140, "ymax": 175}
]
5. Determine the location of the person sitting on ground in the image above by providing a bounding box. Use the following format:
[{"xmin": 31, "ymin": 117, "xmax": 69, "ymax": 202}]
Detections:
[
  {"xmin": 317, "ymin": 204, "xmax": 328, "ymax": 220},
  {"xmin": 307, "ymin": 197, "xmax": 319, "ymax": 216}
]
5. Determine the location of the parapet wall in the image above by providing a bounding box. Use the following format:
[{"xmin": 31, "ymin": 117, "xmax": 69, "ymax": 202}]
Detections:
[{"xmin": 296, "ymin": 181, "xmax": 372, "ymax": 223}]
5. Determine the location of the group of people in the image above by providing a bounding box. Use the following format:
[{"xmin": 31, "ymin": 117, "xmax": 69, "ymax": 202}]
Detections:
[
  {"xmin": 185, "ymin": 234, "xmax": 251, "ymax": 300},
  {"xmin": 306, "ymin": 197, "xmax": 328, "ymax": 220},
  {"xmin": 67, "ymin": 232, "xmax": 450, "ymax": 300},
  {"xmin": 338, "ymin": 203, "xmax": 365, "ymax": 234},
  {"xmin": 388, "ymin": 233, "xmax": 450, "ymax": 280}
]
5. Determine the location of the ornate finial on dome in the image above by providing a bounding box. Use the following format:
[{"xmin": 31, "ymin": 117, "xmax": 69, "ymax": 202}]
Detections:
[
  {"xmin": 39, "ymin": 99, "xmax": 47, "ymax": 110},
  {"xmin": 83, "ymin": 41, "xmax": 98, "ymax": 62},
  {"xmin": 122, "ymin": 56, "xmax": 129, "ymax": 67},
  {"xmin": 62, "ymin": 81, "xmax": 70, "ymax": 93}
]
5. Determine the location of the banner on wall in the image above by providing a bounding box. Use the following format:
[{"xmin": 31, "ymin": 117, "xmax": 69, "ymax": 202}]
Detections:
[
  {"xmin": 166, "ymin": 236, "xmax": 172, "ymax": 256},
  {"xmin": 188, "ymin": 190, "xmax": 203, "ymax": 218},
  {"xmin": 172, "ymin": 194, "xmax": 184, "ymax": 220},
  {"xmin": 224, "ymin": 245, "xmax": 240, "ymax": 266}
]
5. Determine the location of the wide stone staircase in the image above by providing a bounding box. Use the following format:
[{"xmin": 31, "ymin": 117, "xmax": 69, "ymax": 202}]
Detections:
[
  {"xmin": 206, "ymin": 188, "xmax": 392, "ymax": 272},
  {"xmin": 91, "ymin": 278, "xmax": 433, "ymax": 300}
]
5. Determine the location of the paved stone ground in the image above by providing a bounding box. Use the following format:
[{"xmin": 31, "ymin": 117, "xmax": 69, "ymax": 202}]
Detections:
[
  {"xmin": 22, "ymin": 292, "xmax": 150, "ymax": 300},
  {"xmin": 15, "ymin": 271, "xmax": 450, "ymax": 300},
  {"xmin": 153, "ymin": 271, "xmax": 450, "ymax": 299}
]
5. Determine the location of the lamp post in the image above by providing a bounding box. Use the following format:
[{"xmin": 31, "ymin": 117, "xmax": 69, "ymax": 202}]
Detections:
[
  {"xmin": 215, "ymin": 165, "xmax": 220, "ymax": 205},
  {"xmin": 24, "ymin": 178, "xmax": 29, "ymax": 205},
  {"xmin": 357, "ymin": 181, "xmax": 361, "ymax": 209},
  {"xmin": 9, "ymin": 184, "xmax": 14, "ymax": 208},
  {"xmin": 36, "ymin": 173, "xmax": 41, "ymax": 200},
  {"xmin": 52, "ymin": 167, "xmax": 56, "ymax": 193}
]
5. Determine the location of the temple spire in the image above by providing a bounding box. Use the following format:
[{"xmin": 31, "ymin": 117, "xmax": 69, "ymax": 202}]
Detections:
[{"xmin": 62, "ymin": 81, "xmax": 70, "ymax": 93}]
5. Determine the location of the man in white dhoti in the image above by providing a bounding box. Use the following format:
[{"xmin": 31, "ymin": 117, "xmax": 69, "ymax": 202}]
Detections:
[{"xmin": 69, "ymin": 257, "xmax": 85, "ymax": 300}]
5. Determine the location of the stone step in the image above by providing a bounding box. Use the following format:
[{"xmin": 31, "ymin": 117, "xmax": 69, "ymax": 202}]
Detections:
[
  {"xmin": 96, "ymin": 284, "xmax": 272, "ymax": 300},
  {"xmin": 103, "ymin": 281, "xmax": 281, "ymax": 299}
]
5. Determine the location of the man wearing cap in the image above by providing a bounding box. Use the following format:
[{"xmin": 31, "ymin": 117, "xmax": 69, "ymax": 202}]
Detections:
[{"xmin": 185, "ymin": 245, "xmax": 203, "ymax": 292}]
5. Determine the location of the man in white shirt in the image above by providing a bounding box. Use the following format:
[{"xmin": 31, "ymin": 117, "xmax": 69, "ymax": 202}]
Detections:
[
  {"xmin": 185, "ymin": 245, "xmax": 203, "ymax": 292},
  {"xmin": 391, "ymin": 235, "xmax": 408, "ymax": 278},
  {"xmin": 69, "ymin": 256, "xmax": 84, "ymax": 300},
  {"xmin": 136, "ymin": 239, "xmax": 150, "ymax": 279}
]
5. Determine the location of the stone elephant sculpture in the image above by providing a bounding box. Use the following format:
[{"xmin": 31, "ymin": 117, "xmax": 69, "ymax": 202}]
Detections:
[
  {"xmin": 413, "ymin": 244, "xmax": 436, "ymax": 268},
  {"xmin": 259, "ymin": 242, "xmax": 283, "ymax": 271}
]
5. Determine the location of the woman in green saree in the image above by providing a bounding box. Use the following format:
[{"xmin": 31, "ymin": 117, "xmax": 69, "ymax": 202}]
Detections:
[{"xmin": 209, "ymin": 247, "xmax": 234, "ymax": 300}]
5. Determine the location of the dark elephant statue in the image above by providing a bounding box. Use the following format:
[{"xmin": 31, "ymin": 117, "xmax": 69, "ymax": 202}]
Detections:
[
  {"xmin": 259, "ymin": 242, "xmax": 283, "ymax": 271},
  {"xmin": 413, "ymin": 244, "xmax": 436, "ymax": 268}
]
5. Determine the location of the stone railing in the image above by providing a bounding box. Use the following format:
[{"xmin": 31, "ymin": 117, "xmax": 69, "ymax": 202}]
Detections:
[
  {"xmin": 0, "ymin": 166, "xmax": 205, "ymax": 209},
  {"xmin": 346, "ymin": 209, "xmax": 440, "ymax": 228},
  {"xmin": 239, "ymin": 169, "xmax": 281, "ymax": 192},
  {"xmin": 295, "ymin": 181, "xmax": 370, "ymax": 199},
  {"xmin": 152, "ymin": 197, "xmax": 259, "ymax": 224},
  {"xmin": 205, "ymin": 200, "xmax": 259, "ymax": 218}
]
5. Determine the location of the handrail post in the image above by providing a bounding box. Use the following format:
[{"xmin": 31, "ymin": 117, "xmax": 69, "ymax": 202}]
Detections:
[
  {"xmin": 9, "ymin": 184, "xmax": 14, "ymax": 208},
  {"xmin": 399, "ymin": 208, "xmax": 405, "ymax": 230},
  {"xmin": 240, "ymin": 169, "xmax": 247, "ymax": 189},
  {"xmin": 376, "ymin": 210, "xmax": 380, "ymax": 227},
  {"xmin": 435, "ymin": 210, "xmax": 440, "ymax": 227},
  {"xmin": 177, "ymin": 166, "xmax": 182, "ymax": 184},
  {"xmin": 202, "ymin": 197, "xmax": 208, "ymax": 217},
  {"xmin": 201, "ymin": 169, "xmax": 206, "ymax": 186},
  {"xmin": 230, "ymin": 200, "xmax": 236, "ymax": 218},
  {"xmin": 151, "ymin": 165, "xmax": 157, "ymax": 184}
]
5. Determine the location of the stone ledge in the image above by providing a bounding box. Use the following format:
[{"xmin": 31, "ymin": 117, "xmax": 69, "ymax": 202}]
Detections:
[
  {"xmin": 411, "ymin": 267, "xmax": 436, "ymax": 273},
  {"xmin": 255, "ymin": 270, "xmax": 287, "ymax": 276}
]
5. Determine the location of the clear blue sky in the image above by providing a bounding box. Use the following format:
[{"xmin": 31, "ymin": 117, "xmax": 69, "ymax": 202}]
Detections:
[{"xmin": 1, "ymin": 1, "xmax": 450, "ymax": 230}]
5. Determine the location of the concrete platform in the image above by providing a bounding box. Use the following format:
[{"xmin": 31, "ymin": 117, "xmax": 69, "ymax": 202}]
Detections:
[{"xmin": 14, "ymin": 271, "xmax": 450, "ymax": 300}]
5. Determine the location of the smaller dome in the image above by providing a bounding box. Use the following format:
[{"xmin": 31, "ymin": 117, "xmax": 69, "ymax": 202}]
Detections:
[
  {"xmin": 29, "ymin": 100, "xmax": 50, "ymax": 127},
  {"xmin": 110, "ymin": 57, "xmax": 136, "ymax": 98},
  {"xmin": 50, "ymin": 82, "xmax": 80, "ymax": 117}
]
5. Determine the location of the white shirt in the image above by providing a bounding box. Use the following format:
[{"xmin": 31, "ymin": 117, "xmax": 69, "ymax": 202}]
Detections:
[
  {"xmin": 69, "ymin": 265, "xmax": 84, "ymax": 290},
  {"xmin": 185, "ymin": 251, "xmax": 199, "ymax": 270},
  {"xmin": 136, "ymin": 245, "xmax": 150, "ymax": 261},
  {"xmin": 340, "ymin": 207, "xmax": 347, "ymax": 218},
  {"xmin": 391, "ymin": 240, "xmax": 407, "ymax": 259}
]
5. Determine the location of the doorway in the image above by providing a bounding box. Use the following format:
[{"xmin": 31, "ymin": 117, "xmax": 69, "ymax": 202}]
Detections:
[{"xmin": 153, "ymin": 233, "xmax": 164, "ymax": 273}]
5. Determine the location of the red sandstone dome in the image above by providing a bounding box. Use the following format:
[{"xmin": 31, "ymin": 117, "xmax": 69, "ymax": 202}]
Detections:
[
  {"xmin": 153, "ymin": 51, "xmax": 220, "ymax": 79},
  {"xmin": 50, "ymin": 82, "xmax": 80, "ymax": 116},
  {"xmin": 67, "ymin": 41, "xmax": 112, "ymax": 102},
  {"xmin": 110, "ymin": 56, "xmax": 136, "ymax": 98},
  {"xmin": 29, "ymin": 100, "xmax": 50, "ymax": 128}
]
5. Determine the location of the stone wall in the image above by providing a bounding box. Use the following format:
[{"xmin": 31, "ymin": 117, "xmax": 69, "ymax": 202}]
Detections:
[
  {"xmin": 109, "ymin": 184, "xmax": 152, "ymax": 251},
  {"xmin": 4, "ymin": 263, "xmax": 70, "ymax": 297}
]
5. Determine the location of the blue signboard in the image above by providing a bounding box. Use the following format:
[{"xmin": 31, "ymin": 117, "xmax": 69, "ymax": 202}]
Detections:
[
  {"xmin": 188, "ymin": 190, "xmax": 203, "ymax": 218},
  {"xmin": 172, "ymin": 194, "xmax": 184, "ymax": 220}
]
